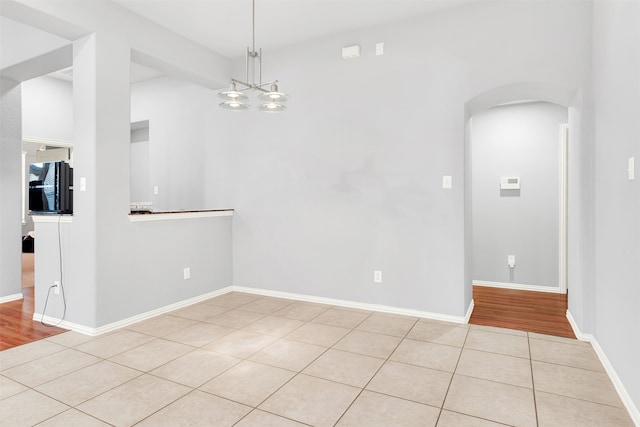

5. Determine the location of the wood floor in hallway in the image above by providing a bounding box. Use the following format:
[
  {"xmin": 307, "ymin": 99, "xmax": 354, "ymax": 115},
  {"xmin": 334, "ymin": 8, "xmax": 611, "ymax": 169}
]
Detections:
[
  {"xmin": 469, "ymin": 285, "xmax": 576, "ymax": 339},
  {"xmin": 0, "ymin": 254, "xmax": 67, "ymax": 351}
]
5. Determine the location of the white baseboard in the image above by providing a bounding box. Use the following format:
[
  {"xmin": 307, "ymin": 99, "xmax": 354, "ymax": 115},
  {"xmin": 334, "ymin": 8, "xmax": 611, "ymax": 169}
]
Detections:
[
  {"xmin": 231, "ymin": 285, "xmax": 471, "ymax": 324},
  {"xmin": 33, "ymin": 285, "xmax": 470, "ymax": 337},
  {"xmin": 473, "ymin": 280, "xmax": 565, "ymax": 294},
  {"xmin": 0, "ymin": 293, "xmax": 23, "ymax": 303},
  {"xmin": 33, "ymin": 286, "xmax": 235, "ymax": 336},
  {"xmin": 464, "ymin": 299, "xmax": 475, "ymax": 323},
  {"xmin": 566, "ymin": 310, "xmax": 640, "ymax": 426}
]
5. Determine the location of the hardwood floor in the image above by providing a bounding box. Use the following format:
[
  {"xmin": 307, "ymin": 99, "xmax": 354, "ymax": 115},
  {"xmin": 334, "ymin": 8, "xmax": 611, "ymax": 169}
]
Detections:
[
  {"xmin": 0, "ymin": 254, "xmax": 67, "ymax": 351},
  {"xmin": 469, "ymin": 285, "xmax": 576, "ymax": 338}
]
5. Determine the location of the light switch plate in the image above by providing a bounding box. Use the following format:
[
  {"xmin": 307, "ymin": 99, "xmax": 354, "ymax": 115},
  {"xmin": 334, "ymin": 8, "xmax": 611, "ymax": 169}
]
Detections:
[
  {"xmin": 443, "ymin": 176, "xmax": 452, "ymax": 189},
  {"xmin": 629, "ymin": 157, "xmax": 635, "ymax": 181}
]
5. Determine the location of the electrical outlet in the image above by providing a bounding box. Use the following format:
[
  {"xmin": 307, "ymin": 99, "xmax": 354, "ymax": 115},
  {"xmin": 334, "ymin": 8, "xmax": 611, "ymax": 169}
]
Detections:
[
  {"xmin": 53, "ymin": 281, "xmax": 60, "ymax": 294},
  {"xmin": 183, "ymin": 267, "xmax": 191, "ymax": 280},
  {"xmin": 374, "ymin": 270, "xmax": 382, "ymax": 283}
]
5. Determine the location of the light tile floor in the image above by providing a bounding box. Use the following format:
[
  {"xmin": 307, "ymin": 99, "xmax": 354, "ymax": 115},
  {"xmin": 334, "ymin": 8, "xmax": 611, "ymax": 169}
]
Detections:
[{"xmin": 0, "ymin": 292, "xmax": 635, "ymax": 427}]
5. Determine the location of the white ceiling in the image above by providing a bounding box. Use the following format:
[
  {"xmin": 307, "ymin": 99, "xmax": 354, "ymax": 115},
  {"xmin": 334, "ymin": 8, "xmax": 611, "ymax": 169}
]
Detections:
[{"xmin": 113, "ymin": 0, "xmax": 475, "ymax": 59}]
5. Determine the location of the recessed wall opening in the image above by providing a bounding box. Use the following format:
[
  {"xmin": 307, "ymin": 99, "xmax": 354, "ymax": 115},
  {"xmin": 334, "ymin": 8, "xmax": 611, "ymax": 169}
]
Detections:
[{"xmin": 470, "ymin": 101, "xmax": 568, "ymax": 293}]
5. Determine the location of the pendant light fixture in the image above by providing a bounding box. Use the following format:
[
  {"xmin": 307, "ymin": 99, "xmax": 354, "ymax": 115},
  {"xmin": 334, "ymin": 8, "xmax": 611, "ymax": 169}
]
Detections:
[{"xmin": 218, "ymin": 0, "xmax": 290, "ymax": 112}]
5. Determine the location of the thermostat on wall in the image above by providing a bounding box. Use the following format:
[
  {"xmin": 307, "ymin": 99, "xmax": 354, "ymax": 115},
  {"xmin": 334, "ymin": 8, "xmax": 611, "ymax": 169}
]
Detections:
[{"xmin": 500, "ymin": 176, "xmax": 520, "ymax": 190}]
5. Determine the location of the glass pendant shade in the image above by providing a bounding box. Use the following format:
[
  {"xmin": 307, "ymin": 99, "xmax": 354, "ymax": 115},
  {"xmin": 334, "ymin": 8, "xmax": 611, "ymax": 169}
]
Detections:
[
  {"xmin": 219, "ymin": 100, "xmax": 250, "ymax": 111},
  {"xmin": 258, "ymin": 84, "xmax": 290, "ymax": 103},
  {"xmin": 258, "ymin": 102, "xmax": 287, "ymax": 112},
  {"xmin": 218, "ymin": 89, "xmax": 248, "ymax": 102}
]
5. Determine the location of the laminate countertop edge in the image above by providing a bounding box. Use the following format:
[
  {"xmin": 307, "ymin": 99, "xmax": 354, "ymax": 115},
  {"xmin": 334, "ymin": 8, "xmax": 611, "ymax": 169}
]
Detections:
[{"xmin": 128, "ymin": 209, "xmax": 234, "ymax": 222}]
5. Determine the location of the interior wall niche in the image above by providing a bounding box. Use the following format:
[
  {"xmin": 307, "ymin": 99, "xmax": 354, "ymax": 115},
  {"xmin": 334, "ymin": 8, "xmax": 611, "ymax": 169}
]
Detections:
[{"xmin": 130, "ymin": 120, "xmax": 150, "ymax": 207}]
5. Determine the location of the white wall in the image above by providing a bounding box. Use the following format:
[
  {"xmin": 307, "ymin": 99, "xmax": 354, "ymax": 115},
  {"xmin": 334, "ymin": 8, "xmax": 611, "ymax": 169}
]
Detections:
[
  {"xmin": 0, "ymin": 77, "xmax": 23, "ymax": 300},
  {"xmin": 218, "ymin": 1, "xmax": 592, "ymax": 317},
  {"xmin": 22, "ymin": 75, "xmax": 73, "ymax": 141},
  {"xmin": 0, "ymin": 16, "xmax": 68, "ymax": 69},
  {"xmin": 472, "ymin": 102, "xmax": 567, "ymax": 287},
  {"xmin": 592, "ymin": 0, "xmax": 640, "ymax": 413}
]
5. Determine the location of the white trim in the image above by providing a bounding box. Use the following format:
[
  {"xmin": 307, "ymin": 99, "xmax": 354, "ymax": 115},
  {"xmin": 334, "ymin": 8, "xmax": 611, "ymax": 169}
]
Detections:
[
  {"xmin": 128, "ymin": 210, "xmax": 233, "ymax": 222},
  {"xmin": 33, "ymin": 286, "xmax": 235, "ymax": 336},
  {"xmin": 0, "ymin": 293, "xmax": 24, "ymax": 303},
  {"xmin": 32, "ymin": 215, "xmax": 73, "ymax": 223},
  {"xmin": 22, "ymin": 150, "xmax": 27, "ymax": 225},
  {"xmin": 566, "ymin": 310, "xmax": 640, "ymax": 425},
  {"xmin": 231, "ymin": 285, "xmax": 470, "ymax": 324},
  {"xmin": 473, "ymin": 280, "xmax": 565, "ymax": 294},
  {"xmin": 559, "ymin": 123, "xmax": 569, "ymax": 293},
  {"xmin": 464, "ymin": 299, "xmax": 475, "ymax": 323}
]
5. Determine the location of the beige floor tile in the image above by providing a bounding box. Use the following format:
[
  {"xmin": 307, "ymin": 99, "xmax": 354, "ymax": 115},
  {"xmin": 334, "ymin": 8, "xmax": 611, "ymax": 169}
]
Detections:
[
  {"xmin": 249, "ymin": 339, "xmax": 326, "ymax": 371},
  {"xmin": 259, "ymin": 374, "xmax": 360, "ymax": 427},
  {"xmin": 390, "ymin": 338, "xmax": 461, "ymax": 372},
  {"xmin": 407, "ymin": 320, "xmax": 468, "ymax": 347},
  {"xmin": 239, "ymin": 297, "xmax": 295, "ymax": 314},
  {"xmin": 35, "ymin": 360, "xmax": 140, "ymax": 406},
  {"xmin": 529, "ymin": 338, "xmax": 603, "ymax": 371},
  {"xmin": 46, "ymin": 331, "xmax": 96, "ymax": 348},
  {"xmin": 150, "ymin": 348, "xmax": 240, "ymax": 387},
  {"xmin": 205, "ymin": 292, "xmax": 260, "ymax": 308},
  {"xmin": 366, "ymin": 360, "xmax": 452, "ymax": 407},
  {"xmin": 436, "ymin": 410, "xmax": 509, "ymax": 426},
  {"xmin": 75, "ymin": 329, "xmax": 154, "ymax": 359},
  {"xmin": 456, "ymin": 349, "xmax": 532, "ymax": 388},
  {"xmin": 205, "ymin": 309, "xmax": 266, "ymax": 328},
  {"xmin": 125, "ymin": 314, "xmax": 197, "ymax": 337},
  {"xmin": 0, "ymin": 339, "xmax": 66, "ymax": 371},
  {"xmin": 337, "ymin": 390, "xmax": 440, "ymax": 427},
  {"xmin": 464, "ymin": 329, "xmax": 530, "ymax": 358},
  {"xmin": 36, "ymin": 409, "xmax": 112, "ymax": 426},
  {"xmin": 2, "ymin": 348, "xmax": 100, "ymax": 387},
  {"xmin": 0, "ymin": 374, "xmax": 28, "ymax": 400},
  {"xmin": 242, "ymin": 315, "xmax": 305, "ymax": 337},
  {"xmin": 163, "ymin": 321, "xmax": 234, "ymax": 347},
  {"xmin": 535, "ymin": 390, "xmax": 636, "ymax": 427},
  {"xmin": 303, "ymin": 348, "xmax": 384, "ymax": 387},
  {"xmin": 528, "ymin": 332, "xmax": 589, "ymax": 346},
  {"xmin": 200, "ymin": 360, "xmax": 296, "ymax": 406},
  {"xmin": 532, "ymin": 360, "xmax": 623, "ymax": 407},
  {"xmin": 312, "ymin": 307, "xmax": 370, "ymax": 329},
  {"xmin": 167, "ymin": 302, "xmax": 230, "ymax": 321},
  {"xmin": 285, "ymin": 322, "xmax": 350, "ymax": 347},
  {"xmin": 470, "ymin": 324, "xmax": 528, "ymax": 337},
  {"xmin": 136, "ymin": 390, "xmax": 251, "ymax": 426},
  {"xmin": 109, "ymin": 338, "xmax": 194, "ymax": 372},
  {"xmin": 274, "ymin": 301, "xmax": 331, "ymax": 321},
  {"xmin": 0, "ymin": 389, "xmax": 69, "ymax": 426},
  {"xmin": 356, "ymin": 312, "xmax": 418, "ymax": 337},
  {"xmin": 443, "ymin": 375, "xmax": 536, "ymax": 427},
  {"xmin": 203, "ymin": 330, "xmax": 277, "ymax": 358},
  {"xmin": 334, "ymin": 330, "xmax": 402, "ymax": 359},
  {"xmin": 77, "ymin": 374, "xmax": 190, "ymax": 427},
  {"xmin": 235, "ymin": 409, "xmax": 308, "ymax": 426}
]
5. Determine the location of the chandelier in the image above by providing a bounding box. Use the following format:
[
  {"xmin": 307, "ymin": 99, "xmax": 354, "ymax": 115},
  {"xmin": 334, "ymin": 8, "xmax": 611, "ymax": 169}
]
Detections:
[{"xmin": 218, "ymin": 0, "xmax": 290, "ymax": 112}]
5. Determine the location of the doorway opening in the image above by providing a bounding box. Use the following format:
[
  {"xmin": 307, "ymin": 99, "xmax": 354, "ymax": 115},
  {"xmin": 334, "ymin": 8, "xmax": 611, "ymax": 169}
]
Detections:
[{"xmin": 463, "ymin": 87, "xmax": 576, "ymax": 338}]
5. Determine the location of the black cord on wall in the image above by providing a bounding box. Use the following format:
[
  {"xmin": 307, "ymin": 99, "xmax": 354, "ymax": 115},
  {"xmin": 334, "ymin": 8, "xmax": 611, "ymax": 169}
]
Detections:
[{"xmin": 41, "ymin": 214, "xmax": 67, "ymax": 327}]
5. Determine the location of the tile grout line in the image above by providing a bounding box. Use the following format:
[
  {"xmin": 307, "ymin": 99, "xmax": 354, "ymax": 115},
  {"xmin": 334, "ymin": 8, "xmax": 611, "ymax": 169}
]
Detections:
[
  {"xmin": 528, "ymin": 332, "xmax": 540, "ymax": 427},
  {"xmin": 434, "ymin": 323, "xmax": 470, "ymax": 426},
  {"xmin": 229, "ymin": 304, "xmax": 373, "ymax": 426},
  {"xmin": 332, "ymin": 315, "xmax": 420, "ymax": 426}
]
